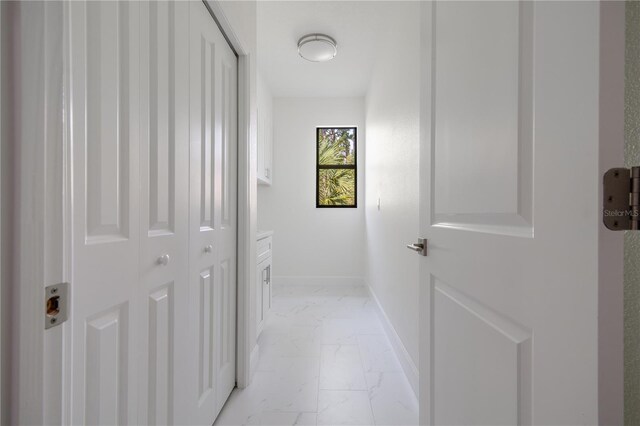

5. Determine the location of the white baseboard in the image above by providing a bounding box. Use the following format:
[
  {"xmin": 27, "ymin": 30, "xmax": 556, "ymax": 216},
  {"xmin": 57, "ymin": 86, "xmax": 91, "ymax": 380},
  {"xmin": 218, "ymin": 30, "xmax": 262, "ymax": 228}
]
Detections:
[
  {"xmin": 367, "ymin": 285, "xmax": 419, "ymax": 398},
  {"xmin": 274, "ymin": 275, "xmax": 366, "ymax": 287},
  {"xmin": 248, "ymin": 344, "xmax": 260, "ymax": 384}
]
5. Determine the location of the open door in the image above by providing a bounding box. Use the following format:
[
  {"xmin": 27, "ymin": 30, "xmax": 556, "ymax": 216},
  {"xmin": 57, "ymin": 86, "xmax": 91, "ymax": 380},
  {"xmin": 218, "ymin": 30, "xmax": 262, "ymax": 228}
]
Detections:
[{"xmin": 418, "ymin": 1, "xmax": 624, "ymax": 424}]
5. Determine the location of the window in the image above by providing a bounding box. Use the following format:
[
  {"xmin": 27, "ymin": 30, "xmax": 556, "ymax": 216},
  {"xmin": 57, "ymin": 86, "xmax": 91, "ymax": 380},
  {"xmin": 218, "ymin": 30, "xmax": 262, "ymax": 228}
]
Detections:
[{"xmin": 316, "ymin": 127, "xmax": 357, "ymax": 208}]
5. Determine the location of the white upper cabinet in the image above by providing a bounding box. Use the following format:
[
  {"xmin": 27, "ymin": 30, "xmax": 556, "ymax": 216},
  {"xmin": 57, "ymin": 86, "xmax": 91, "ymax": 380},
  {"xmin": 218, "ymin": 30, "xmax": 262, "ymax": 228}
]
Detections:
[{"xmin": 257, "ymin": 72, "xmax": 273, "ymax": 185}]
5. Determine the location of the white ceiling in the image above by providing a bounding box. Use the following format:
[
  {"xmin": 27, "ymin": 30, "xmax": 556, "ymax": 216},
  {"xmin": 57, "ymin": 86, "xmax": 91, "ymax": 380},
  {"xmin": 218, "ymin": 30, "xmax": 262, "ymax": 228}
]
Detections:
[{"xmin": 257, "ymin": 1, "xmax": 404, "ymax": 98}]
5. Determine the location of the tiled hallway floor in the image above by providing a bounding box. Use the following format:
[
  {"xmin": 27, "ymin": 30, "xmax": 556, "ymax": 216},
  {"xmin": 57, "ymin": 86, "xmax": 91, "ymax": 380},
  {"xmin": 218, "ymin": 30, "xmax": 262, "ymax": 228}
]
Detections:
[{"xmin": 215, "ymin": 285, "xmax": 418, "ymax": 426}]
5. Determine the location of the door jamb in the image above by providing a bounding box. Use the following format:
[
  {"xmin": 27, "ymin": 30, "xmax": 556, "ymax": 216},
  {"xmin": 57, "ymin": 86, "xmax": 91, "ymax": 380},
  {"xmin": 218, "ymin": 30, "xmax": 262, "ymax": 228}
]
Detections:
[
  {"xmin": 598, "ymin": 2, "xmax": 625, "ymax": 423},
  {"xmin": 9, "ymin": 1, "xmax": 68, "ymax": 424}
]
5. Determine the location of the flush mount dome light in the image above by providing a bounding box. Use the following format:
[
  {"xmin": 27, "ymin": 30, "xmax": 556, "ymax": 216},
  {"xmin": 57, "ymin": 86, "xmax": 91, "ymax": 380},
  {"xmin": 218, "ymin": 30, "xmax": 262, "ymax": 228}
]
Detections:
[{"xmin": 297, "ymin": 34, "xmax": 337, "ymax": 62}]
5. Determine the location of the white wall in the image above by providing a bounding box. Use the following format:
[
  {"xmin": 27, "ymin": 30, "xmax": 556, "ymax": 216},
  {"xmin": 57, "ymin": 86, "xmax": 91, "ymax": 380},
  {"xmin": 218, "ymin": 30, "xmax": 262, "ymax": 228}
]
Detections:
[
  {"xmin": 364, "ymin": 2, "xmax": 421, "ymax": 371},
  {"xmin": 258, "ymin": 97, "xmax": 366, "ymax": 285},
  {"xmin": 257, "ymin": 70, "xmax": 273, "ymax": 183}
]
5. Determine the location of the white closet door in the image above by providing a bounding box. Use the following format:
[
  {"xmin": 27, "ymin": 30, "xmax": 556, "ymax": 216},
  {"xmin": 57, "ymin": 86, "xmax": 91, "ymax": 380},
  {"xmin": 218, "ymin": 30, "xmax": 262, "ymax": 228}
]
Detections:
[
  {"xmin": 138, "ymin": 2, "xmax": 190, "ymax": 424},
  {"xmin": 69, "ymin": 2, "xmax": 141, "ymax": 424},
  {"xmin": 188, "ymin": 1, "xmax": 238, "ymax": 423},
  {"xmin": 216, "ymin": 25, "xmax": 238, "ymax": 414}
]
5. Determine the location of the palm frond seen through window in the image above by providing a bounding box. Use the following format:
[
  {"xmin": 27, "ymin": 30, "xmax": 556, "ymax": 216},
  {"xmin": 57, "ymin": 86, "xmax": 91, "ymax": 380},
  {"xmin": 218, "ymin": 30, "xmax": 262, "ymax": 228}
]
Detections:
[{"xmin": 316, "ymin": 128, "xmax": 357, "ymax": 207}]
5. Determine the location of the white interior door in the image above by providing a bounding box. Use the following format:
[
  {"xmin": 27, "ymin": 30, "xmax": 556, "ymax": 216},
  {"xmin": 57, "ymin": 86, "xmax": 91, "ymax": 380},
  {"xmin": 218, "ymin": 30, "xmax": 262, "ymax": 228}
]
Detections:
[
  {"xmin": 138, "ymin": 2, "xmax": 190, "ymax": 424},
  {"xmin": 69, "ymin": 2, "xmax": 141, "ymax": 423},
  {"xmin": 189, "ymin": 0, "xmax": 238, "ymax": 422},
  {"xmin": 418, "ymin": 2, "xmax": 620, "ymax": 424},
  {"xmin": 69, "ymin": 1, "xmax": 237, "ymax": 424}
]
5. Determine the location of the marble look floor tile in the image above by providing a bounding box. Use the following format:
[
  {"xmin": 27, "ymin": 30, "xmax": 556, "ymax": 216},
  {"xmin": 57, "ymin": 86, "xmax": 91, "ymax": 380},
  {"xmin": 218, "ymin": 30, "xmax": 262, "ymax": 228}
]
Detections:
[
  {"xmin": 317, "ymin": 391, "xmax": 375, "ymax": 426},
  {"xmin": 365, "ymin": 373, "xmax": 418, "ymax": 426},
  {"xmin": 259, "ymin": 325, "xmax": 322, "ymax": 358},
  {"xmin": 320, "ymin": 345, "xmax": 367, "ymax": 391},
  {"xmin": 322, "ymin": 318, "xmax": 384, "ymax": 345},
  {"xmin": 253, "ymin": 357, "xmax": 321, "ymax": 412},
  {"xmin": 274, "ymin": 285, "xmax": 368, "ymax": 298},
  {"xmin": 218, "ymin": 285, "xmax": 415, "ymax": 426},
  {"xmin": 247, "ymin": 412, "xmax": 318, "ymax": 426},
  {"xmin": 216, "ymin": 408, "xmax": 317, "ymax": 426},
  {"xmin": 357, "ymin": 335, "xmax": 403, "ymax": 374},
  {"xmin": 215, "ymin": 386, "xmax": 268, "ymax": 426}
]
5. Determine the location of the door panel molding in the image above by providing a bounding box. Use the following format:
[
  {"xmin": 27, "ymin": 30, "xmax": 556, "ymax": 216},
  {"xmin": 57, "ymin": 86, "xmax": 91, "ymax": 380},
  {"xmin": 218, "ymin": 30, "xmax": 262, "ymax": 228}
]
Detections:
[
  {"xmin": 430, "ymin": 1, "xmax": 534, "ymax": 238},
  {"xmin": 85, "ymin": 1, "xmax": 132, "ymax": 243},
  {"xmin": 147, "ymin": 0, "xmax": 176, "ymax": 236},
  {"xmin": 431, "ymin": 277, "xmax": 532, "ymax": 425},
  {"xmin": 85, "ymin": 304, "xmax": 129, "ymax": 426},
  {"xmin": 147, "ymin": 283, "xmax": 174, "ymax": 425}
]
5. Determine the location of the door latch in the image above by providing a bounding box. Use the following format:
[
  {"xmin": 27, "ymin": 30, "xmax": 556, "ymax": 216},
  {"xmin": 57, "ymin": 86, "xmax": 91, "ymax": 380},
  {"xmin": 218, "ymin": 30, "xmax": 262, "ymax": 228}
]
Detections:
[
  {"xmin": 406, "ymin": 238, "xmax": 428, "ymax": 256},
  {"xmin": 603, "ymin": 167, "xmax": 640, "ymax": 230},
  {"xmin": 45, "ymin": 282, "xmax": 68, "ymax": 329}
]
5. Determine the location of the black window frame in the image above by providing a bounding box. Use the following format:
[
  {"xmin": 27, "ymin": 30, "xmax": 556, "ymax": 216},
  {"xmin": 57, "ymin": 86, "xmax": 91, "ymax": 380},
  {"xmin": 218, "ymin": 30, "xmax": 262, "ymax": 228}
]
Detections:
[{"xmin": 316, "ymin": 127, "xmax": 358, "ymax": 208}]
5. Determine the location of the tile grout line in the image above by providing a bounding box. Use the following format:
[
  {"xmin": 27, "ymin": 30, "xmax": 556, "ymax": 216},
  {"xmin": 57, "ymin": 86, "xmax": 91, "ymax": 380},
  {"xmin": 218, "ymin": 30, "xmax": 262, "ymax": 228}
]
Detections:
[
  {"xmin": 355, "ymin": 303, "xmax": 378, "ymax": 426},
  {"xmin": 315, "ymin": 311, "xmax": 325, "ymax": 426},
  {"xmin": 237, "ymin": 287, "xmax": 388, "ymax": 426}
]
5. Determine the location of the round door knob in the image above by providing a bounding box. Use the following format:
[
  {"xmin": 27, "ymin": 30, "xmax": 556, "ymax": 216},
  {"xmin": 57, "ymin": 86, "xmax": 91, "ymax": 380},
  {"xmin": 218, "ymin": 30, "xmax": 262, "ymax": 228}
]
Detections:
[
  {"xmin": 156, "ymin": 254, "xmax": 170, "ymax": 266},
  {"xmin": 204, "ymin": 245, "xmax": 213, "ymax": 253}
]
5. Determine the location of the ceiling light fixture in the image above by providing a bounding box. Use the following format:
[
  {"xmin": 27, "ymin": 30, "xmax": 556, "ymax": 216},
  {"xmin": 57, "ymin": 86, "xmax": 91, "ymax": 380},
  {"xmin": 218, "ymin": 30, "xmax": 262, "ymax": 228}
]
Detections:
[{"xmin": 297, "ymin": 34, "xmax": 337, "ymax": 62}]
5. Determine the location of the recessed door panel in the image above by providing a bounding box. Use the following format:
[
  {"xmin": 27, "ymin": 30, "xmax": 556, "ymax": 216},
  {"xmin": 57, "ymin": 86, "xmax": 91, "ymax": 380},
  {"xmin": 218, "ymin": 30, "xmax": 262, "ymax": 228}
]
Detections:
[
  {"xmin": 432, "ymin": 279, "xmax": 531, "ymax": 425},
  {"xmin": 217, "ymin": 258, "xmax": 236, "ymax": 412},
  {"xmin": 147, "ymin": 0, "xmax": 175, "ymax": 235},
  {"xmin": 219, "ymin": 259, "xmax": 230, "ymax": 369},
  {"xmin": 221, "ymin": 61, "xmax": 231, "ymax": 228},
  {"xmin": 148, "ymin": 284, "xmax": 173, "ymax": 425},
  {"xmin": 198, "ymin": 268, "xmax": 215, "ymax": 400},
  {"xmin": 200, "ymin": 36, "xmax": 216, "ymax": 230},
  {"xmin": 85, "ymin": 305, "xmax": 129, "ymax": 426},
  {"xmin": 432, "ymin": 1, "xmax": 533, "ymax": 237},
  {"xmin": 85, "ymin": 1, "xmax": 131, "ymax": 242}
]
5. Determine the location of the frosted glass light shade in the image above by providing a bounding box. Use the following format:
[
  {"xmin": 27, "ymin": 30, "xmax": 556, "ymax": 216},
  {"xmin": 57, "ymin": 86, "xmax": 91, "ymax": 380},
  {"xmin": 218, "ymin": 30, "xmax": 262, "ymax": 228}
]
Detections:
[{"xmin": 297, "ymin": 34, "xmax": 337, "ymax": 62}]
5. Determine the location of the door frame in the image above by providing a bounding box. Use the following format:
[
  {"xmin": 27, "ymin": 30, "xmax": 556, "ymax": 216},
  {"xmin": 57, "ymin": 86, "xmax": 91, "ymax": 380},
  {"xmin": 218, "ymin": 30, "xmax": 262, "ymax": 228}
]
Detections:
[
  {"xmin": 598, "ymin": 1, "xmax": 626, "ymax": 423},
  {"xmin": 6, "ymin": 2, "xmax": 69, "ymax": 424},
  {"xmin": 7, "ymin": 0, "xmax": 255, "ymax": 423}
]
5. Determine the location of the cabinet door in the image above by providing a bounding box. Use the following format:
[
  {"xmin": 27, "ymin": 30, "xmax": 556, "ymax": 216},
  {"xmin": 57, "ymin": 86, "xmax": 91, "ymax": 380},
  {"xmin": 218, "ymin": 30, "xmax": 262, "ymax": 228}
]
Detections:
[
  {"xmin": 262, "ymin": 257, "xmax": 272, "ymax": 312},
  {"xmin": 268, "ymin": 262, "xmax": 273, "ymax": 310},
  {"xmin": 256, "ymin": 260, "xmax": 266, "ymax": 336},
  {"xmin": 264, "ymin": 114, "xmax": 272, "ymax": 181},
  {"xmin": 263, "ymin": 262, "xmax": 271, "ymax": 315},
  {"xmin": 257, "ymin": 108, "xmax": 265, "ymax": 182}
]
